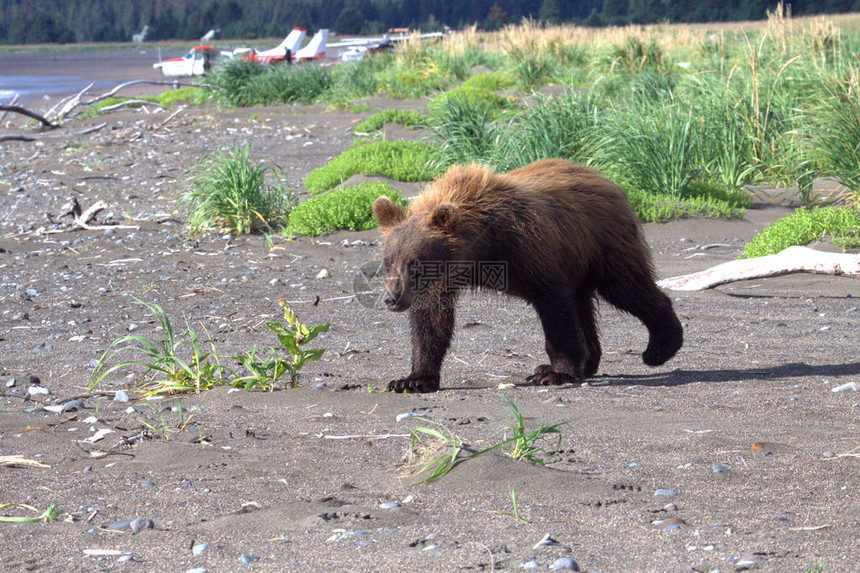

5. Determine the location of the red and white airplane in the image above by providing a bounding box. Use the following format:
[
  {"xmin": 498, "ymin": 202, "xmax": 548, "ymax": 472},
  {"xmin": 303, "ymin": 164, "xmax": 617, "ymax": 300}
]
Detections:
[
  {"xmin": 153, "ymin": 45, "xmax": 221, "ymax": 77},
  {"xmin": 243, "ymin": 27, "xmax": 307, "ymax": 64}
]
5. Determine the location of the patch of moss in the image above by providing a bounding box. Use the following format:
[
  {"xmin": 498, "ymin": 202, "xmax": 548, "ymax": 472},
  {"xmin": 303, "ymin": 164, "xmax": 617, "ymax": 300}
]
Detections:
[{"xmin": 286, "ymin": 182, "xmax": 407, "ymax": 236}]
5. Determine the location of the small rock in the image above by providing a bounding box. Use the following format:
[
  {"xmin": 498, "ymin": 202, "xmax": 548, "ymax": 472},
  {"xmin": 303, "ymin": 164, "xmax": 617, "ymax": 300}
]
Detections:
[
  {"xmin": 107, "ymin": 518, "xmax": 154, "ymax": 534},
  {"xmin": 654, "ymin": 488, "xmax": 677, "ymax": 497},
  {"xmin": 61, "ymin": 399, "xmax": 85, "ymax": 412},
  {"xmin": 736, "ymin": 554, "xmax": 761, "ymax": 568},
  {"xmin": 421, "ymin": 544, "xmax": 440, "ymax": 551},
  {"xmin": 192, "ymin": 543, "xmax": 208, "ymax": 555},
  {"xmin": 269, "ymin": 278, "xmax": 283, "ymax": 286},
  {"xmin": 240, "ymin": 554, "xmax": 259, "ymax": 565},
  {"xmin": 822, "ymin": 450, "xmax": 836, "ymax": 459},
  {"xmin": 117, "ymin": 555, "xmax": 134, "ymax": 563},
  {"xmin": 379, "ymin": 502, "xmax": 400, "ymax": 510},
  {"xmin": 522, "ymin": 561, "xmax": 541, "ymax": 569},
  {"xmin": 114, "ymin": 390, "xmax": 130, "ymax": 403},
  {"xmin": 664, "ymin": 502, "xmax": 677, "ymax": 511},
  {"xmin": 315, "ymin": 269, "xmax": 330, "ymax": 279},
  {"xmin": 653, "ymin": 517, "xmax": 686, "ymax": 530},
  {"xmin": 141, "ymin": 481, "xmax": 154, "ymax": 487},
  {"xmin": 550, "ymin": 557, "xmax": 580, "ymax": 571},
  {"xmin": 712, "ymin": 464, "xmax": 729, "ymax": 473},
  {"xmin": 27, "ymin": 386, "xmax": 50, "ymax": 396},
  {"xmin": 127, "ymin": 323, "xmax": 140, "ymax": 332}
]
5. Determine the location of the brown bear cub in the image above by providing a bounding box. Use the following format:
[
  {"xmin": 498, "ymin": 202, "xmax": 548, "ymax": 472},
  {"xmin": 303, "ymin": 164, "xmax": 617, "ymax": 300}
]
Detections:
[{"xmin": 373, "ymin": 158, "xmax": 683, "ymax": 393}]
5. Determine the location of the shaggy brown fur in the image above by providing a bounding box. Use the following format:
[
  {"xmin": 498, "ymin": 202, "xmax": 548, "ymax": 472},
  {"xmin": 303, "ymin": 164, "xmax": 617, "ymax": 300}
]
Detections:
[{"xmin": 373, "ymin": 158, "xmax": 683, "ymax": 393}]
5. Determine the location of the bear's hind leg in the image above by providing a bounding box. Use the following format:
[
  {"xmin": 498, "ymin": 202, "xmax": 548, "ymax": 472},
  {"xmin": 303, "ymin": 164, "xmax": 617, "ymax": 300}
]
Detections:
[{"xmin": 527, "ymin": 299, "xmax": 587, "ymax": 386}]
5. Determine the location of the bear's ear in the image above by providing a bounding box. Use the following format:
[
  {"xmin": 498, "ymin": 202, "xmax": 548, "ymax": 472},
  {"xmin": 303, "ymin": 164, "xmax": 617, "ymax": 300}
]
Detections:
[
  {"xmin": 373, "ymin": 196, "xmax": 406, "ymax": 230},
  {"xmin": 429, "ymin": 203, "xmax": 459, "ymax": 234}
]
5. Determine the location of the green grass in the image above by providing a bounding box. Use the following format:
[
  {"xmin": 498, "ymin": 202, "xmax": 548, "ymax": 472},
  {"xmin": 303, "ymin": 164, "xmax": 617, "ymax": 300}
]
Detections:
[
  {"xmin": 303, "ymin": 140, "xmax": 442, "ymax": 194},
  {"xmin": 177, "ymin": 145, "xmax": 296, "ymax": 236},
  {"xmin": 354, "ymin": 109, "xmax": 428, "ymax": 134},
  {"xmin": 742, "ymin": 206, "xmax": 860, "ymax": 258},
  {"xmin": 286, "ymin": 182, "xmax": 407, "ymax": 236},
  {"xmin": 88, "ymin": 299, "xmax": 227, "ymax": 396},
  {"xmin": 404, "ymin": 396, "xmax": 571, "ymax": 485},
  {"xmin": 209, "ymin": 60, "xmax": 332, "ymax": 107}
]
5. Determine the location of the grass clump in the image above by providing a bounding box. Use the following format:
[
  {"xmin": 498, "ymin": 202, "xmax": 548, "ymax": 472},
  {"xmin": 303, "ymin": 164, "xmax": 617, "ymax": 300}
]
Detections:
[
  {"xmin": 177, "ymin": 145, "xmax": 296, "ymax": 236},
  {"xmin": 286, "ymin": 182, "xmax": 407, "ymax": 237},
  {"xmin": 303, "ymin": 140, "xmax": 442, "ymax": 194},
  {"xmin": 89, "ymin": 300, "xmax": 329, "ymax": 395},
  {"xmin": 209, "ymin": 60, "xmax": 332, "ymax": 107},
  {"xmin": 403, "ymin": 395, "xmax": 570, "ymax": 485},
  {"xmin": 354, "ymin": 109, "xmax": 428, "ymax": 134},
  {"xmin": 742, "ymin": 206, "xmax": 860, "ymax": 258},
  {"xmin": 88, "ymin": 299, "xmax": 226, "ymax": 396}
]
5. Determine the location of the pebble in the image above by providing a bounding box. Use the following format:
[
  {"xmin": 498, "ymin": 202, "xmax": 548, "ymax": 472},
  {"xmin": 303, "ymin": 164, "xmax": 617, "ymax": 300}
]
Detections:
[
  {"xmin": 61, "ymin": 399, "xmax": 85, "ymax": 412},
  {"xmin": 114, "ymin": 390, "xmax": 130, "ymax": 402},
  {"xmin": 655, "ymin": 488, "xmax": 677, "ymax": 497},
  {"xmin": 192, "ymin": 543, "xmax": 208, "ymax": 555},
  {"xmin": 107, "ymin": 518, "xmax": 154, "ymax": 534},
  {"xmin": 269, "ymin": 278, "xmax": 283, "ymax": 286},
  {"xmin": 522, "ymin": 561, "xmax": 541, "ymax": 569},
  {"xmin": 736, "ymin": 554, "xmax": 761, "ymax": 568},
  {"xmin": 240, "ymin": 554, "xmax": 260, "ymax": 565},
  {"xmin": 316, "ymin": 269, "xmax": 330, "ymax": 279},
  {"xmin": 653, "ymin": 517, "xmax": 686, "ymax": 530},
  {"xmin": 379, "ymin": 502, "xmax": 400, "ymax": 510},
  {"xmin": 831, "ymin": 382, "xmax": 858, "ymax": 392},
  {"xmin": 822, "ymin": 450, "xmax": 836, "ymax": 458},
  {"xmin": 127, "ymin": 323, "xmax": 140, "ymax": 332},
  {"xmin": 117, "ymin": 555, "xmax": 134, "ymax": 563},
  {"xmin": 421, "ymin": 544, "xmax": 440, "ymax": 551},
  {"xmin": 712, "ymin": 465, "xmax": 729, "ymax": 473},
  {"xmin": 27, "ymin": 386, "xmax": 50, "ymax": 396},
  {"xmin": 550, "ymin": 557, "xmax": 580, "ymax": 571},
  {"xmin": 532, "ymin": 533, "xmax": 556, "ymax": 548}
]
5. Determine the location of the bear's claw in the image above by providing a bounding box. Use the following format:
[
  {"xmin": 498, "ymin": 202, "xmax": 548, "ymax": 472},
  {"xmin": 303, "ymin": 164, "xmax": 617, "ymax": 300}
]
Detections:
[
  {"xmin": 388, "ymin": 375, "xmax": 440, "ymax": 393},
  {"xmin": 527, "ymin": 364, "xmax": 579, "ymax": 386}
]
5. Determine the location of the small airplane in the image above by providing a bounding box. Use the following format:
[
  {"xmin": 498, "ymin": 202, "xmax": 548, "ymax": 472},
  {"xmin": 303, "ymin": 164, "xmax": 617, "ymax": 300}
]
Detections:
[
  {"xmin": 153, "ymin": 45, "xmax": 222, "ymax": 77},
  {"xmin": 243, "ymin": 27, "xmax": 306, "ymax": 64},
  {"xmin": 242, "ymin": 28, "xmax": 328, "ymax": 64},
  {"xmin": 328, "ymin": 29, "xmax": 447, "ymax": 62}
]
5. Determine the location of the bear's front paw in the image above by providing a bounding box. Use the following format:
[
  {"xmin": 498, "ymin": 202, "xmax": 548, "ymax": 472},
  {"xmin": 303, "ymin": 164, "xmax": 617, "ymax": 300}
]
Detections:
[
  {"xmin": 526, "ymin": 364, "xmax": 579, "ymax": 386},
  {"xmin": 388, "ymin": 375, "xmax": 440, "ymax": 393}
]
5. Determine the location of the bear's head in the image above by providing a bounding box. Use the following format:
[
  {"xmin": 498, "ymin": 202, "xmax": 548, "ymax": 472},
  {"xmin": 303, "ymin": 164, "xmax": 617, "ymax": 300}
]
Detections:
[{"xmin": 373, "ymin": 196, "xmax": 460, "ymax": 312}]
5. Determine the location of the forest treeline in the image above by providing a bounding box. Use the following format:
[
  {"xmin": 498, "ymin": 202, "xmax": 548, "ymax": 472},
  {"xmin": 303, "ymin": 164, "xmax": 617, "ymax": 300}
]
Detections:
[{"xmin": 0, "ymin": 0, "xmax": 854, "ymax": 44}]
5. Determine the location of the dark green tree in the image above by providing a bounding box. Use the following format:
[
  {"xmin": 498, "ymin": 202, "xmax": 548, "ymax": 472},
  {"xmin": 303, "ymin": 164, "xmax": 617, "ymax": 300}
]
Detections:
[
  {"xmin": 539, "ymin": 0, "xmax": 561, "ymax": 23},
  {"xmin": 334, "ymin": 7, "xmax": 366, "ymax": 34}
]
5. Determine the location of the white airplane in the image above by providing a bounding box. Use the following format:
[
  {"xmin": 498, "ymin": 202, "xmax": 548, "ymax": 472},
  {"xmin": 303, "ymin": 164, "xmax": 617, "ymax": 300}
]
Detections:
[
  {"xmin": 153, "ymin": 45, "xmax": 221, "ymax": 77},
  {"xmin": 246, "ymin": 27, "xmax": 307, "ymax": 64},
  {"xmin": 329, "ymin": 30, "xmax": 446, "ymax": 62},
  {"xmin": 293, "ymin": 28, "xmax": 329, "ymax": 62}
]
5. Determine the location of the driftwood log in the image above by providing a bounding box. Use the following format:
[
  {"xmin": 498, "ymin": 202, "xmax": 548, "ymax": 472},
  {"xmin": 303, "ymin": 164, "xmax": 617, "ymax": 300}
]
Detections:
[{"xmin": 657, "ymin": 246, "xmax": 860, "ymax": 291}]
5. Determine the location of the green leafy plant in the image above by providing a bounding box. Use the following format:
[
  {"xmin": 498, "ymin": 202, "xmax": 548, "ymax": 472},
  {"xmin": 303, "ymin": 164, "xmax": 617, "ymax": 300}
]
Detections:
[
  {"xmin": 230, "ymin": 345, "xmax": 288, "ymax": 391},
  {"xmin": 257, "ymin": 301, "xmax": 330, "ymax": 388},
  {"xmin": 177, "ymin": 145, "xmax": 296, "ymax": 236},
  {"xmin": 88, "ymin": 299, "xmax": 227, "ymax": 396},
  {"xmin": 209, "ymin": 60, "xmax": 332, "ymax": 106},
  {"xmin": 742, "ymin": 206, "xmax": 860, "ymax": 258},
  {"xmin": 303, "ymin": 141, "xmax": 442, "ymax": 194},
  {"xmin": 286, "ymin": 182, "xmax": 407, "ymax": 237}
]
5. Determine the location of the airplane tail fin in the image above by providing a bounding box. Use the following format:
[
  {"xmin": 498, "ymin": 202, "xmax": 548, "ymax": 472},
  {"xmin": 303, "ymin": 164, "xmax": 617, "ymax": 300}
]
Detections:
[
  {"xmin": 279, "ymin": 28, "xmax": 307, "ymax": 53},
  {"xmin": 295, "ymin": 29, "xmax": 328, "ymax": 61}
]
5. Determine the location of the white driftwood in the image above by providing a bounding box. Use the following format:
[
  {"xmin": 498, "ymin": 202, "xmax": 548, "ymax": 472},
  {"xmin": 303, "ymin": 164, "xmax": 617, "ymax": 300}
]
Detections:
[{"xmin": 657, "ymin": 246, "xmax": 860, "ymax": 291}]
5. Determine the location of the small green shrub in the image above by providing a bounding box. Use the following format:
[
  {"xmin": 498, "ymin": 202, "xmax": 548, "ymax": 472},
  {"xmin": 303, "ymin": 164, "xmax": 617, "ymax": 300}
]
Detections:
[
  {"xmin": 303, "ymin": 141, "xmax": 442, "ymax": 194},
  {"xmin": 459, "ymin": 72, "xmax": 514, "ymax": 91},
  {"xmin": 177, "ymin": 145, "xmax": 296, "ymax": 236},
  {"xmin": 627, "ymin": 187, "xmax": 747, "ymax": 223},
  {"xmin": 208, "ymin": 60, "xmax": 332, "ymax": 107},
  {"xmin": 354, "ymin": 109, "xmax": 428, "ymax": 134},
  {"xmin": 286, "ymin": 182, "xmax": 407, "ymax": 236},
  {"xmin": 428, "ymin": 85, "xmax": 510, "ymax": 120},
  {"xmin": 742, "ymin": 206, "xmax": 860, "ymax": 258}
]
